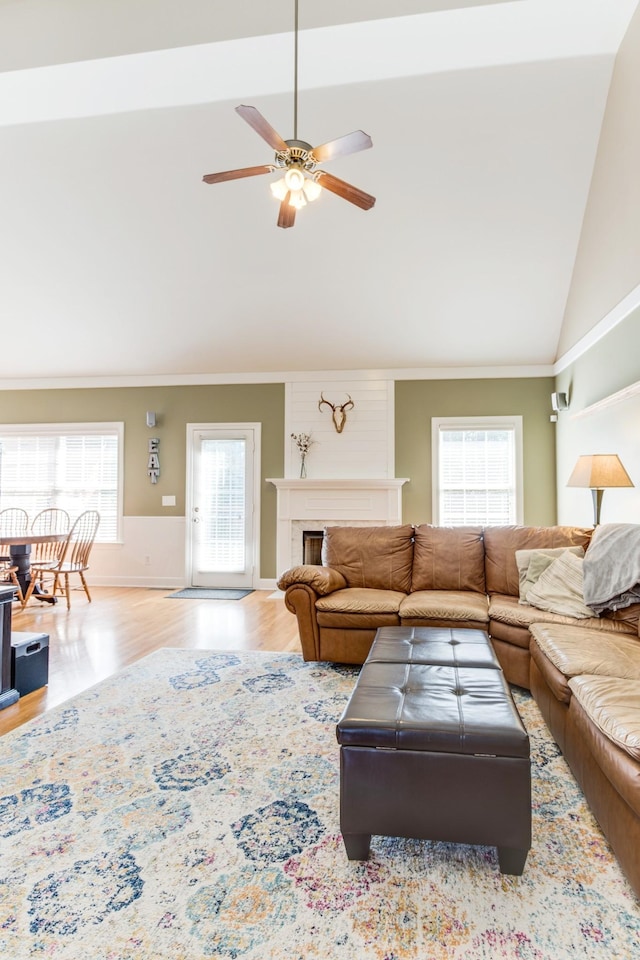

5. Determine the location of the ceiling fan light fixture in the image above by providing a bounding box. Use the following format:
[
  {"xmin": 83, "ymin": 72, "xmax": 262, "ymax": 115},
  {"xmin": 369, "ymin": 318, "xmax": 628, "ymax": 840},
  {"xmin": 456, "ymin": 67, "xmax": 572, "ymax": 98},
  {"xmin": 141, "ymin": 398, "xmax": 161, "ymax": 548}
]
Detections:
[
  {"xmin": 288, "ymin": 189, "xmax": 307, "ymax": 210},
  {"xmin": 270, "ymin": 177, "xmax": 289, "ymax": 201},
  {"xmin": 302, "ymin": 177, "xmax": 322, "ymax": 202},
  {"xmin": 201, "ymin": 0, "xmax": 375, "ymax": 227},
  {"xmin": 284, "ymin": 167, "xmax": 305, "ymax": 192}
]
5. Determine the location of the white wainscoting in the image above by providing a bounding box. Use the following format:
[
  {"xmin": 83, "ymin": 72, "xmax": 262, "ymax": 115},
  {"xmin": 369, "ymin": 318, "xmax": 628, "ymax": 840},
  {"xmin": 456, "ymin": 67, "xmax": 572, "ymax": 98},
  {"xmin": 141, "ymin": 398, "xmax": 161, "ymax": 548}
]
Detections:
[{"xmin": 88, "ymin": 516, "xmax": 187, "ymax": 588}]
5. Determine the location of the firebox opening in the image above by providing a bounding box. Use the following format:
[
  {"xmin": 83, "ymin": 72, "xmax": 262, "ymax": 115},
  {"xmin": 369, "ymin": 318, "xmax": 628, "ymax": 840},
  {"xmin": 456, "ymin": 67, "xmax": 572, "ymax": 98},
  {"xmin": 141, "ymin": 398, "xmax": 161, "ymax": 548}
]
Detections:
[{"xmin": 303, "ymin": 530, "xmax": 324, "ymax": 566}]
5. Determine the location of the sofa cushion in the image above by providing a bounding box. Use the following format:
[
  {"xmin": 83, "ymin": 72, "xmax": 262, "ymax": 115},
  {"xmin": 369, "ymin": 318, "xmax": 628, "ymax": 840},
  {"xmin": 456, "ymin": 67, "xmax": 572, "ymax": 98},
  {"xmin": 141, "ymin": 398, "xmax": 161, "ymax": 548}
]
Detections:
[
  {"xmin": 569, "ymin": 675, "xmax": 640, "ymax": 763},
  {"xmin": 530, "ymin": 622, "xmax": 640, "ymax": 682},
  {"xmin": 411, "ymin": 525, "xmax": 485, "ymax": 593},
  {"xmin": 567, "ymin": 677, "xmax": 640, "ymax": 820},
  {"xmin": 526, "ymin": 552, "xmax": 593, "ymax": 619},
  {"xmin": 322, "ymin": 525, "xmax": 414, "ymax": 593},
  {"xmin": 315, "ymin": 587, "xmax": 406, "ymax": 615},
  {"xmin": 399, "ymin": 590, "xmax": 489, "ymax": 623},
  {"xmin": 277, "ymin": 564, "xmax": 347, "ymax": 595},
  {"xmin": 515, "ymin": 546, "xmax": 585, "ymax": 603},
  {"xmin": 484, "ymin": 525, "xmax": 592, "ymax": 597},
  {"xmin": 488, "ymin": 594, "xmax": 636, "ymax": 635}
]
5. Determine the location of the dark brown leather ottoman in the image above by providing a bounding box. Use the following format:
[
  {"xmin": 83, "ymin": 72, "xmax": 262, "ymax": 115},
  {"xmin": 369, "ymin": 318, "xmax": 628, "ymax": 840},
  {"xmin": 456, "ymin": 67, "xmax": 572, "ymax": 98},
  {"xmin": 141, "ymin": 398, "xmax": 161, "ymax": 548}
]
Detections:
[
  {"xmin": 336, "ymin": 628, "xmax": 531, "ymax": 875},
  {"xmin": 366, "ymin": 625, "xmax": 503, "ymax": 669}
]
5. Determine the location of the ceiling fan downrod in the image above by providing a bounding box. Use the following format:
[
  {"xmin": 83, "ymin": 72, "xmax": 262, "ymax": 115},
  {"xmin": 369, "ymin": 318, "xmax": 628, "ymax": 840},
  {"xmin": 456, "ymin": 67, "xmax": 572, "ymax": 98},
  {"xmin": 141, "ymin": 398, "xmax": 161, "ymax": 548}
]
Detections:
[{"xmin": 293, "ymin": 0, "xmax": 299, "ymax": 141}]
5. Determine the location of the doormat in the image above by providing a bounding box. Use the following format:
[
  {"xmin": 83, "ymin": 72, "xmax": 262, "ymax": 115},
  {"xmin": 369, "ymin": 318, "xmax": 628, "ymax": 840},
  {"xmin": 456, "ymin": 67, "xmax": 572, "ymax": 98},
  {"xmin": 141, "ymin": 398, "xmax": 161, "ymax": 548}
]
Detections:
[{"xmin": 166, "ymin": 588, "xmax": 254, "ymax": 600}]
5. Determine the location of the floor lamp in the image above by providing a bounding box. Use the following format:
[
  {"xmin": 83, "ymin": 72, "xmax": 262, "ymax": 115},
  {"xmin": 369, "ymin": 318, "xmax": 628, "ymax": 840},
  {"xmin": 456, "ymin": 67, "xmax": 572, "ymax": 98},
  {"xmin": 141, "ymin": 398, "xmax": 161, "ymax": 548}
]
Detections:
[{"xmin": 567, "ymin": 454, "xmax": 634, "ymax": 526}]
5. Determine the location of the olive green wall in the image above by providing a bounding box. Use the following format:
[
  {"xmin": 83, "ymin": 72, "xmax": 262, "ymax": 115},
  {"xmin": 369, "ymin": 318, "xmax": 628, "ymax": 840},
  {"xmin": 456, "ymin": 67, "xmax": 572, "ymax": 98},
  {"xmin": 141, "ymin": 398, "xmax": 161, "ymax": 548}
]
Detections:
[
  {"xmin": 1, "ymin": 376, "xmax": 557, "ymax": 579},
  {"xmin": 395, "ymin": 378, "xmax": 557, "ymax": 525},
  {"xmin": 0, "ymin": 383, "xmax": 284, "ymax": 578}
]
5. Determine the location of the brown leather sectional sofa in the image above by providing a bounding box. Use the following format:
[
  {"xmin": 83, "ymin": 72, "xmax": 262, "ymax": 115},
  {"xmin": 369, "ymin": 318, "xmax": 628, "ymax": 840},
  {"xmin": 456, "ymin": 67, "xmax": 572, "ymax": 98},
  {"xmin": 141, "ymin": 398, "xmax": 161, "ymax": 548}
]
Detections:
[{"xmin": 278, "ymin": 523, "xmax": 640, "ymax": 898}]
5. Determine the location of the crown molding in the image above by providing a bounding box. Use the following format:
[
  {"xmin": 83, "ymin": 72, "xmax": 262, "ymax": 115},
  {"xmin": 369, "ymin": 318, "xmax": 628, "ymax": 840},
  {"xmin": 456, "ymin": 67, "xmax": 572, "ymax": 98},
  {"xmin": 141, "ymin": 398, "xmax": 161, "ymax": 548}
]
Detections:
[{"xmin": 553, "ymin": 281, "xmax": 640, "ymax": 376}]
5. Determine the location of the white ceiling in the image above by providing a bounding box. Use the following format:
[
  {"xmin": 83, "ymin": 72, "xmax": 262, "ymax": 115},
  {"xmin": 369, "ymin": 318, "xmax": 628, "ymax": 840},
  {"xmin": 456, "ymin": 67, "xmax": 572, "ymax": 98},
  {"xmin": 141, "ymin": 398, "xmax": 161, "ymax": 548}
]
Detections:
[{"xmin": 0, "ymin": 0, "xmax": 637, "ymax": 387}]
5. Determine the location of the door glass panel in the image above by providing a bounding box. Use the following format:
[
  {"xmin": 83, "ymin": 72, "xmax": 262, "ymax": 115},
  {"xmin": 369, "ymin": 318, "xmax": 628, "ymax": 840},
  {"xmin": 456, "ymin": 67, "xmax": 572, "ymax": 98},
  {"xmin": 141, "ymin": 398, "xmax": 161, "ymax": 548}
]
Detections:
[{"xmin": 196, "ymin": 438, "xmax": 246, "ymax": 573}]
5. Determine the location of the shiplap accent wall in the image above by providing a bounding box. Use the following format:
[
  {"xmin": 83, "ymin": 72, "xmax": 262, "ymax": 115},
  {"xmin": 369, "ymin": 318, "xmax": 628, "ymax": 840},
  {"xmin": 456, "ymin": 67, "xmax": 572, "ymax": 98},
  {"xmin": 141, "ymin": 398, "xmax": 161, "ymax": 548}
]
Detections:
[{"xmin": 285, "ymin": 380, "xmax": 394, "ymax": 479}]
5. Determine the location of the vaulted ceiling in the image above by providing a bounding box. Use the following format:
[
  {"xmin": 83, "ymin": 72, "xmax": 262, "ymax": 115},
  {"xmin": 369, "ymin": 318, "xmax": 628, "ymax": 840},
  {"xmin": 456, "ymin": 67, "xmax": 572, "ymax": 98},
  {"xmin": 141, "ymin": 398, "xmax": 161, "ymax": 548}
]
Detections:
[{"xmin": 0, "ymin": 0, "xmax": 637, "ymax": 385}]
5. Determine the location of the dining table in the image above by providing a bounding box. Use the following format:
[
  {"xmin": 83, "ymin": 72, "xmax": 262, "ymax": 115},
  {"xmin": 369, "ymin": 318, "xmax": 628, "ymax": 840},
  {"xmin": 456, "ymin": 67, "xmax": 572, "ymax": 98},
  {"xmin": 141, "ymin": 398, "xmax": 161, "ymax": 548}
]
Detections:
[{"xmin": 1, "ymin": 532, "xmax": 67, "ymax": 604}]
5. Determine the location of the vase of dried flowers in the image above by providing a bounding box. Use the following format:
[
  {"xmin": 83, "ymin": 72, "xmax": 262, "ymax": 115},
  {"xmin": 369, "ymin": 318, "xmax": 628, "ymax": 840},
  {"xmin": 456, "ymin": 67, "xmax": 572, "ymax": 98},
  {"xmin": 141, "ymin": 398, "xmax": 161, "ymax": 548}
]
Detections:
[{"xmin": 291, "ymin": 432, "xmax": 315, "ymax": 479}]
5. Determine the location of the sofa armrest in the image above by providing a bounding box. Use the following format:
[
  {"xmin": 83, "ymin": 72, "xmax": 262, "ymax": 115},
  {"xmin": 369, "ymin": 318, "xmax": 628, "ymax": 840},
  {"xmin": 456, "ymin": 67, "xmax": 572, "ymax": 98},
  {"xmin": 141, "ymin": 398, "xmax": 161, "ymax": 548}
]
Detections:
[
  {"xmin": 280, "ymin": 583, "xmax": 323, "ymax": 661},
  {"xmin": 277, "ymin": 564, "xmax": 347, "ymax": 596}
]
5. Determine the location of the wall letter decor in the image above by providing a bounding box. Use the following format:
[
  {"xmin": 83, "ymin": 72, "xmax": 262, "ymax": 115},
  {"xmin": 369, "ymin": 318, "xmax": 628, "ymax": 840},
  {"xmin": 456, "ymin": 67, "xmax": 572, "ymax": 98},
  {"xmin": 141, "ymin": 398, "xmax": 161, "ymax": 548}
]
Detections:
[{"xmin": 148, "ymin": 438, "xmax": 160, "ymax": 483}]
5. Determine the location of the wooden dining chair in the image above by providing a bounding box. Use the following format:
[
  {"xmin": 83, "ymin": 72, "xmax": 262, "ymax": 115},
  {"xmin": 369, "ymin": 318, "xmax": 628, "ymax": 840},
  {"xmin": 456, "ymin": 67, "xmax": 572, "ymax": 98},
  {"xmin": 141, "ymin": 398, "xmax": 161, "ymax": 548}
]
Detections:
[
  {"xmin": 0, "ymin": 559, "xmax": 24, "ymax": 605},
  {"xmin": 23, "ymin": 510, "xmax": 100, "ymax": 610},
  {"xmin": 0, "ymin": 507, "xmax": 29, "ymax": 603},
  {"xmin": 30, "ymin": 508, "xmax": 70, "ymax": 562},
  {"xmin": 0, "ymin": 507, "xmax": 29, "ymax": 535},
  {"xmin": 26, "ymin": 508, "xmax": 71, "ymax": 598},
  {"xmin": 0, "ymin": 507, "xmax": 29, "ymax": 557}
]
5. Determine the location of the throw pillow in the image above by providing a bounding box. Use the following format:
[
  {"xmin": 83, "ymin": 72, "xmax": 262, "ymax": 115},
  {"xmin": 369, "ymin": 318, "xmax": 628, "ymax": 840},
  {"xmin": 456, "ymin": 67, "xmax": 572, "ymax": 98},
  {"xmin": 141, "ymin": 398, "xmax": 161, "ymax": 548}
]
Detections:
[
  {"xmin": 526, "ymin": 551, "xmax": 594, "ymax": 619},
  {"xmin": 515, "ymin": 546, "xmax": 585, "ymax": 604}
]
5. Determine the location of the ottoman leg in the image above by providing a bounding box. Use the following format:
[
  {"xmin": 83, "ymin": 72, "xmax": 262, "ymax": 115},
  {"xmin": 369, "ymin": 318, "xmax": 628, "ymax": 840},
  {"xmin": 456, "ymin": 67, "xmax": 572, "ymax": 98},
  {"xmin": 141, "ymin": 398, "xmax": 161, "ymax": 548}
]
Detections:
[
  {"xmin": 498, "ymin": 846, "xmax": 529, "ymax": 876},
  {"xmin": 342, "ymin": 832, "xmax": 372, "ymax": 860}
]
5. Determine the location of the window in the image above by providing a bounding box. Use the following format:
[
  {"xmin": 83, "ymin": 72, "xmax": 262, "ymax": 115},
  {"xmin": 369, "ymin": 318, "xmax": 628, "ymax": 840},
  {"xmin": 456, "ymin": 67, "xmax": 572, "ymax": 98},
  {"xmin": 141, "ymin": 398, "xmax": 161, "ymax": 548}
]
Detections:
[
  {"xmin": 432, "ymin": 416, "xmax": 523, "ymax": 526},
  {"xmin": 0, "ymin": 423, "xmax": 123, "ymax": 542}
]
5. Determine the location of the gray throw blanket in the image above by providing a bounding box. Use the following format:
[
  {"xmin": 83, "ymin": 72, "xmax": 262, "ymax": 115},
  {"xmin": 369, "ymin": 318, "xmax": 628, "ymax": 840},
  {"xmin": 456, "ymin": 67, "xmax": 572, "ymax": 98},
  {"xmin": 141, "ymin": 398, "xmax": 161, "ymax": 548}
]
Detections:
[{"xmin": 582, "ymin": 523, "xmax": 640, "ymax": 614}]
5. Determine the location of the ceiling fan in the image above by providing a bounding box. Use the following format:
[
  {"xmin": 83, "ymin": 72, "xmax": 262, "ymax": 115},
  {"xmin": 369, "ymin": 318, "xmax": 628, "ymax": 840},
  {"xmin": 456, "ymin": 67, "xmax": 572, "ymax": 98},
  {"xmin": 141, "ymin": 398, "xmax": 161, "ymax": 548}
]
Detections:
[{"xmin": 202, "ymin": 1, "xmax": 375, "ymax": 229}]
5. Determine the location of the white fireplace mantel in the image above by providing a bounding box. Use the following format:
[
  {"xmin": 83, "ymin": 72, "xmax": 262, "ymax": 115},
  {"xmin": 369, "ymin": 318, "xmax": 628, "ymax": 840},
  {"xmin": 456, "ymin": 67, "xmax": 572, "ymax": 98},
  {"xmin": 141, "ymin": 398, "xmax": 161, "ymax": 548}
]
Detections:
[{"xmin": 267, "ymin": 477, "xmax": 409, "ymax": 575}]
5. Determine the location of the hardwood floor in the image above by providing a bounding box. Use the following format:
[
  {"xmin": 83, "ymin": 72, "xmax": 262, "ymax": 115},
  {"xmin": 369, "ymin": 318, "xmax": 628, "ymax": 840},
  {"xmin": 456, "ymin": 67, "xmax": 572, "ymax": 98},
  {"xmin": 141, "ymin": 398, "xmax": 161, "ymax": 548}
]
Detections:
[{"xmin": 0, "ymin": 587, "xmax": 300, "ymax": 738}]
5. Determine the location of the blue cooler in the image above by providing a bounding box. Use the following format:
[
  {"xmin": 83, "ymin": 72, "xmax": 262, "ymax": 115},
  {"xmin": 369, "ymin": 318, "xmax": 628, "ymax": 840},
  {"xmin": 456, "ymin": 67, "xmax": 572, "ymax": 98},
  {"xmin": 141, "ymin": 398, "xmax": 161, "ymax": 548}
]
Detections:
[{"xmin": 11, "ymin": 631, "xmax": 50, "ymax": 696}]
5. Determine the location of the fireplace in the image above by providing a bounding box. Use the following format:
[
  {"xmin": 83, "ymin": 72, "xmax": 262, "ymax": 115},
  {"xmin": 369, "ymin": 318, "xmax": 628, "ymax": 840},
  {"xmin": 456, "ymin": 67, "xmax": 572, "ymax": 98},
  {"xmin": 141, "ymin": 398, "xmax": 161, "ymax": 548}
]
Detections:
[
  {"xmin": 267, "ymin": 477, "xmax": 408, "ymax": 577},
  {"xmin": 302, "ymin": 530, "xmax": 324, "ymax": 566}
]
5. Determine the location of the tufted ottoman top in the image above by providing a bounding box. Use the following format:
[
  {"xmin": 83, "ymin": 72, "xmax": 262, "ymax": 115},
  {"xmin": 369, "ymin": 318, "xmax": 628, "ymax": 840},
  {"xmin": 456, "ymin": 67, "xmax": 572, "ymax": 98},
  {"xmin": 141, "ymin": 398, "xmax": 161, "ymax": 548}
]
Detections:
[
  {"xmin": 366, "ymin": 626, "xmax": 501, "ymax": 669},
  {"xmin": 336, "ymin": 661, "xmax": 530, "ymax": 758}
]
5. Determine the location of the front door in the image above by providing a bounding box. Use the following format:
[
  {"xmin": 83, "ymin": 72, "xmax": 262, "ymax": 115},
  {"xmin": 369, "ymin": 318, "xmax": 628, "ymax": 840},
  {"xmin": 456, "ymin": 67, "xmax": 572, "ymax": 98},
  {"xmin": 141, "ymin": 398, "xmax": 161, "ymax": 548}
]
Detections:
[{"xmin": 186, "ymin": 424, "xmax": 260, "ymax": 589}]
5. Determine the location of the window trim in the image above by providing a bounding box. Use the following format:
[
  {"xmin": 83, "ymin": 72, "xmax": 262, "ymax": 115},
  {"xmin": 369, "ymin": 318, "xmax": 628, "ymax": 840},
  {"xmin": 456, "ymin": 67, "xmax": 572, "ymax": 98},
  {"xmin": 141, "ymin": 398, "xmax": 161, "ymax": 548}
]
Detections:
[
  {"xmin": 431, "ymin": 415, "xmax": 524, "ymax": 526},
  {"xmin": 0, "ymin": 421, "xmax": 125, "ymax": 542}
]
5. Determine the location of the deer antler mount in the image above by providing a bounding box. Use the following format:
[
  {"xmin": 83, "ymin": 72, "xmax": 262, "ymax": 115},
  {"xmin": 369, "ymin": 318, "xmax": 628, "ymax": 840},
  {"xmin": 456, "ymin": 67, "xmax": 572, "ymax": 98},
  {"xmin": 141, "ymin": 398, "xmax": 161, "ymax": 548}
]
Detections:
[{"xmin": 318, "ymin": 393, "xmax": 355, "ymax": 434}]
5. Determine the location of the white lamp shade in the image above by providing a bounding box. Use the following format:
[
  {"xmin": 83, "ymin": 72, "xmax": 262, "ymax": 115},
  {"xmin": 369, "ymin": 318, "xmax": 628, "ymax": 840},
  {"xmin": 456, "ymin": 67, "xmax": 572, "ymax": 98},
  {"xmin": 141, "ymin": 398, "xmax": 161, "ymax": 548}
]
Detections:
[{"xmin": 567, "ymin": 454, "xmax": 634, "ymax": 489}]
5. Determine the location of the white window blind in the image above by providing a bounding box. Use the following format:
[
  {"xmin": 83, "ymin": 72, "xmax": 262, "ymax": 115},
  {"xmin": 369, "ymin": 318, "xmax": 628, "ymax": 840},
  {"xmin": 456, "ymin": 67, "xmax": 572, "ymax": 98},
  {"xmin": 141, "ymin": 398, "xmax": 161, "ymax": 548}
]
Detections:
[
  {"xmin": 432, "ymin": 417, "xmax": 523, "ymax": 526},
  {"xmin": 0, "ymin": 423, "xmax": 123, "ymax": 541},
  {"xmin": 198, "ymin": 438, "xmax": 246, "ymax": 572}
]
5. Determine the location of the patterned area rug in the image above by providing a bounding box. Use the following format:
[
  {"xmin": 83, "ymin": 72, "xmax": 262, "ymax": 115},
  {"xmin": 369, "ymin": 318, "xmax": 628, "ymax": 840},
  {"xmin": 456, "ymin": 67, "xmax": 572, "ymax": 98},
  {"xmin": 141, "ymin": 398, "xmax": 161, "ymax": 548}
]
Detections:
[
  {"xmin": 1, "ymin": 649, "xmax": 638, "ymax": 959},
  {"xmin": 166, "ymin": 589, "xmax": 254, "ymax": 600}
]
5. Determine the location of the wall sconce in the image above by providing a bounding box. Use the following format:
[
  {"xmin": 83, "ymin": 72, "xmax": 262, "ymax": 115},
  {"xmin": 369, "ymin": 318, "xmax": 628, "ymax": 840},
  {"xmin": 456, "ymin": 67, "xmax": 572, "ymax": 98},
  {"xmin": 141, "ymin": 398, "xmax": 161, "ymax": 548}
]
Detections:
[
  {"xmin": 146, "ymin": 411, "xmax": 156, "ymax": 428},
  {"xmin": 567, "ymin": 454, "xmax": 634, "ymax": 525}
]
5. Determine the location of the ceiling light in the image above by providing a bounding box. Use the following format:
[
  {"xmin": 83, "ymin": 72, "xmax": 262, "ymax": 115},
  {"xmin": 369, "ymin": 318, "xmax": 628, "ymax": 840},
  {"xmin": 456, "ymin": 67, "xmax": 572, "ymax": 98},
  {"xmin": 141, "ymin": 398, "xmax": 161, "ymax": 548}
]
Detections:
[
  {"xmin": 284, "ymin": 167, "xmax": 305, "ymax": 192},
  {"xmin": 270, "ymin": 178, "xmax": 288, "ymax": 201},
  {"xmin": 288, "ymin": 189, "xmax": 307, "ymax": 210},
  {"xmin": 302, "ymin": 178, "xmax": 322, "ymax": 202},
  {"xmin": 201, "ymin": 0, "xmax": 375, "ymax": 228}
]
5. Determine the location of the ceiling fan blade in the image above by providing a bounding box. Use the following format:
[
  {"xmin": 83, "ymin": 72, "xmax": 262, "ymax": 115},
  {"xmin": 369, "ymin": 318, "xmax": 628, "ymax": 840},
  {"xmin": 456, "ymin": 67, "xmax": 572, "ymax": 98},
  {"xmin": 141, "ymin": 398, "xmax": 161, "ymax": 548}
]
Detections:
[
  {"xmin": 311, "ymin": 130, "xmax": 373, "ymax": 165},
  {"xmin": 236, "ymin": 105, "xmax": 289, "ymax": 152},
  {"xmin": 202, "ymin": 165, "xmax": 273, "ymax": 184},
  {"xmin": 316, "ymin": 171, "xmax": 376, "ymax": 211},
  {"xmin": 277, "ymin": 194, "xmax": 296, "ymax": 229}
]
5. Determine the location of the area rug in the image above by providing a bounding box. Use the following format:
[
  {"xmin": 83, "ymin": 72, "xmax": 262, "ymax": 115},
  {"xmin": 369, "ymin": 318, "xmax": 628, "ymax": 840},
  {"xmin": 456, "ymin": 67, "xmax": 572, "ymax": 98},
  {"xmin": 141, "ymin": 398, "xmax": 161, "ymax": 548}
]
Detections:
[
  {"xmin": 166, "ymin": 588, "xmax": 253, "ymax": 600},
  {"xmin": 1, "ymin": 650, "xmax": 638, "ymax": 960}
]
